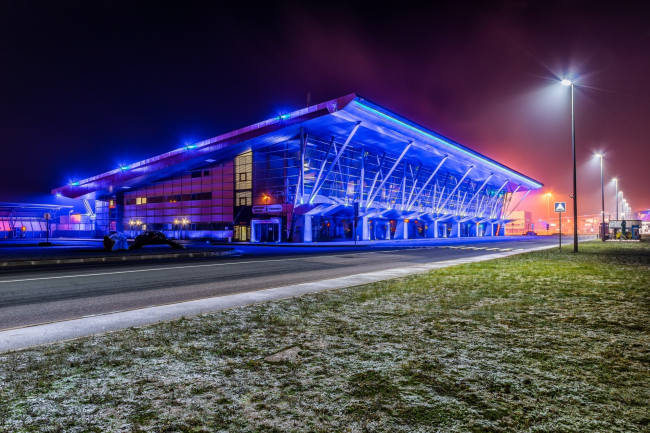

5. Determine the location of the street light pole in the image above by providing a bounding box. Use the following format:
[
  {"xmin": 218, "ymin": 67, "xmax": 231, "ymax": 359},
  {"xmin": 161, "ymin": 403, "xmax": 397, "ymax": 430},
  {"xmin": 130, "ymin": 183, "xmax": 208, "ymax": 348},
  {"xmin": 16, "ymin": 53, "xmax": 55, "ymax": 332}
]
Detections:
[
  {"xmin": 596, "ymin": 154, "xmax": 605, "ymax": 241},
  {"xmin": 571, "ymin": 82, "xmax": 578, "ymax": 251},
  {"xmin": 562, "ymin": 79, "xmax": 578, "ymax": 251},
  {"xmin": 614, "ymin": 179, "xmax": 618, "ymax": 221},
  {"xmin": 545, "ymin": 192, "xmax": 551, "ymax": 235}
]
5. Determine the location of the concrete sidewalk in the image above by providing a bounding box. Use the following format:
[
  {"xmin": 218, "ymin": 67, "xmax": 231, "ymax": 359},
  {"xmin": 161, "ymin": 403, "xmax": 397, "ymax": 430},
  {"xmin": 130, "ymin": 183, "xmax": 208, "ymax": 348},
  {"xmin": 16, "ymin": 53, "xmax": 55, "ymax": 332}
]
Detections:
[{"xmin": 0, "ymin": 243, "xmax": 559, "ymax": 353}]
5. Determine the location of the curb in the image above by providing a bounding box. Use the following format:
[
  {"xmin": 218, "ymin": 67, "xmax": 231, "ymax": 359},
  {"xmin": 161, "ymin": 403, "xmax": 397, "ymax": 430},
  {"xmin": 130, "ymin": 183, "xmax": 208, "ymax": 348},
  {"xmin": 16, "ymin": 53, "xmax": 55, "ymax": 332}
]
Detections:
[
  {"xmin": 0, "ymin": 243, "xmax": 559, "ymax": 353},
  {"xmin": 0, "ymin": 249, "xmax": 238, "ymax": 267}
]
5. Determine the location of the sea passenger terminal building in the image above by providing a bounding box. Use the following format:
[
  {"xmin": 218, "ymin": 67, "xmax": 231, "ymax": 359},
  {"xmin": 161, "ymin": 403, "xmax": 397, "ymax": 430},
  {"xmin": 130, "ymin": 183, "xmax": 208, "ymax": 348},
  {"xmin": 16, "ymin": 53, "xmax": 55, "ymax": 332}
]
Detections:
[{"xmin": 53, "ymin": 94, "xmax": 542, "ymax": 243}]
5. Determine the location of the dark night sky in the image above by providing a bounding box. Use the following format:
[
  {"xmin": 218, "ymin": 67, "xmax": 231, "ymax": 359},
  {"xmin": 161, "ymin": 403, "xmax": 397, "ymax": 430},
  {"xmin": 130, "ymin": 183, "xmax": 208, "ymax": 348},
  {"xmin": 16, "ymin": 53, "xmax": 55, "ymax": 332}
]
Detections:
[{"xmin": 1, "ymin": 1, "xmax": 649, "ymax": 219}]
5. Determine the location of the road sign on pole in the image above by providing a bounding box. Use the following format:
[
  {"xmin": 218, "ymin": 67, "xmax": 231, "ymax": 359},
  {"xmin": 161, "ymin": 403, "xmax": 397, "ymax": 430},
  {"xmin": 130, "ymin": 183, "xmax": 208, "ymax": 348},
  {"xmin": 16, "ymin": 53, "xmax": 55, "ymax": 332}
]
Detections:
[
  {"xmin": 558, "ymin": 212, "xmax": 562, "ymax": 250},
  {"xmin": 44, "ymin": 213, "xmax": 51, "ymax": 244},
  {"xmin": 555, "ymin": 202, "xmax": 566, "ymax": 251}
]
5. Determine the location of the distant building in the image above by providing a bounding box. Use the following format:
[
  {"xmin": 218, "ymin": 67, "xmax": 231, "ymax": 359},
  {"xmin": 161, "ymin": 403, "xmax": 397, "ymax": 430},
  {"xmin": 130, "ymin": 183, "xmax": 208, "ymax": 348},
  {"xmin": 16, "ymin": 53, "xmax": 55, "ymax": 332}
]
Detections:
[
  {"xmin": 0, "ymin": 203, "xmax": 73, "ymax": 239},
  {"xmin": 505, "ymin": 211, "xmax": 533, "ymax": 235},
  {"xmin": 52, "ymin": 94, "xmax": 542, "ymax": 242}
]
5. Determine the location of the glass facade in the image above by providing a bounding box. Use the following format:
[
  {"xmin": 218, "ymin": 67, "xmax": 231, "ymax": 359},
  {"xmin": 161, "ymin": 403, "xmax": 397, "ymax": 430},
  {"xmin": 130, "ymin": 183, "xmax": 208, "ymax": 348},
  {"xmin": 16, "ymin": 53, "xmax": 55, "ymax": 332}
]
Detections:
[{"xmin": 93, "ymin": 135, "xmax": 514, "ymax": 241}]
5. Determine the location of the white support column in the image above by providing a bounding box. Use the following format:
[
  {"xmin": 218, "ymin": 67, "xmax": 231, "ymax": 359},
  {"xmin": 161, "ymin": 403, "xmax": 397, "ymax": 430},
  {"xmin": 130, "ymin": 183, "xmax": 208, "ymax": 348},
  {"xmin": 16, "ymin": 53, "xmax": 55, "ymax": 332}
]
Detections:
[
  {"xmin": 356, "ymin": 216, "xmax": 369, "ymax": 241},
  {"xmin": 303, "ymin": 215, "xmax": 312, "ymax": 243}
]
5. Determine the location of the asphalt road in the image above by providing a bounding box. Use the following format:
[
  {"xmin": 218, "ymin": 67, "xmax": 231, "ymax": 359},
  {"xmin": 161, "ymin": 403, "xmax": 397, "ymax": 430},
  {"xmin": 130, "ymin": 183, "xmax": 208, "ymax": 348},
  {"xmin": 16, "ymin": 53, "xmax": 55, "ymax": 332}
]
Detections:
[{"xmin": 0, "ymin": 236, "xmax": 580, "ymax": 331}]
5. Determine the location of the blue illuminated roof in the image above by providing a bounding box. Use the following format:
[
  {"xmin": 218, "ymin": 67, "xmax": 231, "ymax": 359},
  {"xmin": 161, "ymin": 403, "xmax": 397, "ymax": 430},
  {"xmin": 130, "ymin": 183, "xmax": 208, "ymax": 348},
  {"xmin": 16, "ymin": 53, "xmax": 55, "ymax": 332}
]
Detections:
[{"xmin": 53, "ymin": 93, "xmax": 542, "ymax": 199}]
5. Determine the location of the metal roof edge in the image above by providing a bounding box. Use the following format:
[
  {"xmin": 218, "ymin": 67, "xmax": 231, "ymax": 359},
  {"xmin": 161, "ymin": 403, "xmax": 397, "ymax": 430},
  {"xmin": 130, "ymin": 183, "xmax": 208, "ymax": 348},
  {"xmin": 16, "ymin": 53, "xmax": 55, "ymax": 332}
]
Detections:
[
  {"xmin": 351, "ymin": 95, "xmax": 543, "ymax": 189},
  {"xmin": 52, "ymin": 94, "xmax": 357, "ymax": 198}
]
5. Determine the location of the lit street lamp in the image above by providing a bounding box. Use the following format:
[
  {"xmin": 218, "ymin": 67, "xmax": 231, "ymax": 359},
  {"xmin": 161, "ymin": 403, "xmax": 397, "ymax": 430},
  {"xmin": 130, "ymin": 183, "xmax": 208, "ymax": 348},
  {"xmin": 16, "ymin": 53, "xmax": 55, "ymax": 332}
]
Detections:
[
  {"xmin": 595, "ymin": 153, "xmax": 605, "ymax": 242},
  {"xmin": 545, "ymin": 192, "xmax": 552, "ymax": 234},
  {"xmin": 613, "ymin": 179, "xmax": 618, "ymax": 221},
  {"xmin": 613, "ymin": 178, "xmax": 618, "ymax": 238},
  {"xmin": 561, "ymin": 78, "xmax": 579, "ymax": 252}
]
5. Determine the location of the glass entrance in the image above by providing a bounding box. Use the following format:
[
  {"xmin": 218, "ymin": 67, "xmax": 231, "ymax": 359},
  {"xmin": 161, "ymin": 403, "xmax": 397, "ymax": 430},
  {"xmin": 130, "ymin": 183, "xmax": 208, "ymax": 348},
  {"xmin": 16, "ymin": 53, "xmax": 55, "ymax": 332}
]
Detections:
[{"xmin": 251, "ymin": 218, "xmax": 281, "ymax": 243}]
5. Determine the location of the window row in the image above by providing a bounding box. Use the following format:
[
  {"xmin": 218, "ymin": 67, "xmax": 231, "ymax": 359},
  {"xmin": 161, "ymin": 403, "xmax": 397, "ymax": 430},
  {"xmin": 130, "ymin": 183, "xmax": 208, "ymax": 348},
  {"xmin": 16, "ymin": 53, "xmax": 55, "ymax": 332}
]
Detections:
[{"xmin": 125, "ymin": 192, "xmax": 213, "ymax": 205}]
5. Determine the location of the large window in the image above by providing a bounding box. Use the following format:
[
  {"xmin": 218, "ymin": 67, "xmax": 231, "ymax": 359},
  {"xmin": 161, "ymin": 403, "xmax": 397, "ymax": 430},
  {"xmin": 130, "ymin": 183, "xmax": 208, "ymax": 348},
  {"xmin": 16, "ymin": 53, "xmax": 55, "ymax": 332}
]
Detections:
[
  {"xmin": 235, "ymin": 152, "xmax": 252, "ymax": 206},
  {"xmin": 235, "ymin": 152, "xmax": 252, "ymax": 190}
]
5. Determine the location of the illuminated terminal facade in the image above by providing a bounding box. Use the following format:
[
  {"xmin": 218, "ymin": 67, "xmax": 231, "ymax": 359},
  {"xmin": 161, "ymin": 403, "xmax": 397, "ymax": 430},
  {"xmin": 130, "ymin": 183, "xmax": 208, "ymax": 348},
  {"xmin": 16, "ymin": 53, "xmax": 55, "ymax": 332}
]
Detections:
[{"xmin": 53, "ymin": 94, "xmax": 543, "ymax": 242}]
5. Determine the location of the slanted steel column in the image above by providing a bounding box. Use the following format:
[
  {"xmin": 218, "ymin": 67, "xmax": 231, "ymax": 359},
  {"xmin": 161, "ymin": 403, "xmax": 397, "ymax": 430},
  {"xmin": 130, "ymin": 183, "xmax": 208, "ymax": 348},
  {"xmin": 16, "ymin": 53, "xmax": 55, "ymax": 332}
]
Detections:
[
  {"xmin": 457, "ymin": 189, "xmax": 468, "ymax": 216},
  {"xmin": 460, "ymin": 174, "xmax": 492, "ymax": 216},
  {"xmin": 367, "ymin": 142, "xmax": 413, "ymax": 206},
  {"xmin": 437, "ymin": 166, "xmax": 473, "ymax": 212},
  {"xmin": 506, "ymin": 189, "xmax": 531, "ymax": 218},
  {"xmin": 309, "ymin": 137, "xmax": 335, "ymax": 203},
  {"xmin": 407, "ymin": 156, "xmax": 447, "ymax": 211},
  {"xmin": 309, "ymin": 122, "xmax": 361, "ymax": 203},
  {"xmin": 404, "ymin": 163, "xmax": 420, "ymax": 209},
  {"xmin": 300, "ymin": 128, "xmax": 306, "ymax": 202},
  {"xmin": 358, "ymin": 146, "xmax": 365, "ymax": 206},
  {"xmin": 400, "ymin": 163, "xmax": 407, "ymax": 209},
  {"xmin": 365, "ymin": 153, "xmax": 385, "ymax": 207},
  {"xmin": 500, "ymin": 185, "xmax": 521, "ymax": 217},
  {"xmin": 478, "ymin": 180, "xmax": 508, "ymax": 216}
]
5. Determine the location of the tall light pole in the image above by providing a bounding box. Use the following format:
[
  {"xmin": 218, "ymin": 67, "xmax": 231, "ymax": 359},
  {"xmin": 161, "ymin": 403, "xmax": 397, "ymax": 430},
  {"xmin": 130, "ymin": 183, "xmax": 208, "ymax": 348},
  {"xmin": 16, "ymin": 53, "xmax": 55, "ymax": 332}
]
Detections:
[
  {"xmin": 613, "ymin": 178, "xmax": 618, "ymax": 239},
  {"xmin": 613, "ymin": 179, "xmax": 618, "ymax": 221},
  {"xmin": 562, "ymin": 79, "xmax": 579, "ymax": 251},
  {"xmin": 545, "ymin": 192, "xmax": 552, "ymax": 234},
  {"xmin": 595, "ymin": 154, "xmax": 605, "ymax": 241}
]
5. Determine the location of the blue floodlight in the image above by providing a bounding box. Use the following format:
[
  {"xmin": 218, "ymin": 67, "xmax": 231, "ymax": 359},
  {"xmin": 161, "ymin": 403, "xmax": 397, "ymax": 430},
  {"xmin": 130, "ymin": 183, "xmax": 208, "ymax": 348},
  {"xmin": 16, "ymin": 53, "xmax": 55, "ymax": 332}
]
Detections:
[
  {"xmin": 71, "ymin": 181, "xmax": 80, "ymax": 186},
  {"xmin": 120, "ymin": 166, "xmax": 130, "ymax": 170}
]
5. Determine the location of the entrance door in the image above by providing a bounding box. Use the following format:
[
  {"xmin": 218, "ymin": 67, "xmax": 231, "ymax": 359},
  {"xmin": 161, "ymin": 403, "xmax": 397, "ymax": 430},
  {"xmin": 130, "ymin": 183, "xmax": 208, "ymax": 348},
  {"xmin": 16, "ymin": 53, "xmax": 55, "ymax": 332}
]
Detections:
[
  {"xmin": 251, "ymin": 218, "xmax": 281, "ymax": 243},
  {"xmin": 259, "ymin": 222, "xmax": 279, "ymax": 242}
]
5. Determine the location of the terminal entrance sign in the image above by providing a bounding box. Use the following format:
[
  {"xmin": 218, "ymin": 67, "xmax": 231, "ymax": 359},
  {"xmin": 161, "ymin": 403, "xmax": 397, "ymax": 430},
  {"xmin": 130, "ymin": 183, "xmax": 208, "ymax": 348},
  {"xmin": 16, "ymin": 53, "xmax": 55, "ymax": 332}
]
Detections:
[
  {"xmin": 555, "ymin": 202, "xmax": 566, "ymax": 250},
  {"xmin": 252, "ymin": 204, "xmax": 283, "ymax": 214}
]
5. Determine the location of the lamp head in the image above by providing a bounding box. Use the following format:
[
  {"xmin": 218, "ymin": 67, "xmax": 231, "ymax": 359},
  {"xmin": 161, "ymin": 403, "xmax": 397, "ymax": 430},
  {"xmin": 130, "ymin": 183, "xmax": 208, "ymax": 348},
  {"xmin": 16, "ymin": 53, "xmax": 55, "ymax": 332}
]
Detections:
[
  {"xmin": 561, "ymin": 79, "xmax": 572, "ymax": 86},
  {"xmin": 595, "ymin": 153, "xmax": 602, "ymax": 158}
]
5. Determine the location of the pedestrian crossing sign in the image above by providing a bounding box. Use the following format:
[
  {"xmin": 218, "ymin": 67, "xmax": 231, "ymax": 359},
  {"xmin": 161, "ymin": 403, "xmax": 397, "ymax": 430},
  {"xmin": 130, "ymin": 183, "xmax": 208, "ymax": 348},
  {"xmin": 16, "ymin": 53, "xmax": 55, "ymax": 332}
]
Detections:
[{"xmin": 554, "ymin": 202, "xmax": 566, "ymax": 212}]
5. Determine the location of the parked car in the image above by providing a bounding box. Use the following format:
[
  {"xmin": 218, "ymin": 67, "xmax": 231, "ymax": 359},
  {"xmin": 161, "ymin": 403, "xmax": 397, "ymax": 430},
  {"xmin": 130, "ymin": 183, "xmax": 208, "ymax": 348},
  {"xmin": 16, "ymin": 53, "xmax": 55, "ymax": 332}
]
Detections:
[
  {"xmin": 130, "ymin": 231, "xmax": 184, "ymax": 249},
  {"xmin": 525, "ymin": 231, "xmax": 537, "ymax": 236}
]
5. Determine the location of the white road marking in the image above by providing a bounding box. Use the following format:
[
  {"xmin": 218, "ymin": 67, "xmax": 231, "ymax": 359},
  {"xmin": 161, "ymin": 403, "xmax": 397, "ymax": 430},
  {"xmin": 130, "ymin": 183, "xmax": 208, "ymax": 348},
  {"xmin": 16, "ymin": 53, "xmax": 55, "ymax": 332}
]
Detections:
[
  {"xmin": 0, "ymin": 248, "xmax": 443, "ymax": 284},
  {"xmin": 0, "ymin": 243, "xmax": 531, "ymax": 285}
]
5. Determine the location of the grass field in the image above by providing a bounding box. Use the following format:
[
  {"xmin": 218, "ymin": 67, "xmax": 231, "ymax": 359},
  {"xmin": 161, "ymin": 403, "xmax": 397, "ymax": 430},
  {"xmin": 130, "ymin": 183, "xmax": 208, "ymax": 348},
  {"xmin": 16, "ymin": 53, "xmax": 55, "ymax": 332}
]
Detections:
[{"xmin": 1, "ymin": 241, "xmax": 649, "ymax": 432}]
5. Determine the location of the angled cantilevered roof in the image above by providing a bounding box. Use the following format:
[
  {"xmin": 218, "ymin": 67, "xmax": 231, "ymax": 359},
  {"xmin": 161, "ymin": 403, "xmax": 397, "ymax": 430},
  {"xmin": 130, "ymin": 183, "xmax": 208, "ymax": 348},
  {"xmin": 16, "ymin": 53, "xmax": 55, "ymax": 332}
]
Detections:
[{"xmin": 53, "ymin": 93, "xmax": 542, "ymax": 199}]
